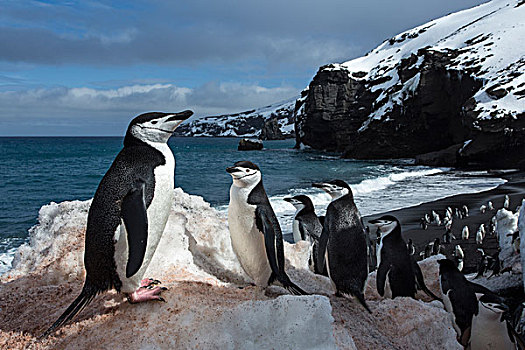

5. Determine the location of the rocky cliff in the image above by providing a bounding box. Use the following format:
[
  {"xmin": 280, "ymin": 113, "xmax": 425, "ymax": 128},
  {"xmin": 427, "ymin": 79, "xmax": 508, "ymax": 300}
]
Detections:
[
  {"xmin": 175, "ymin": 98, "xmax": 296, "ymax": 140},
  {"xmin": 295, "ymin": 0, "xmax": 525, "ymax": 169}
]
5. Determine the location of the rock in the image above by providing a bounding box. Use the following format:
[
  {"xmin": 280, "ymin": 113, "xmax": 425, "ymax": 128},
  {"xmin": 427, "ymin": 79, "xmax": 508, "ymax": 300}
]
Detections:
[
  {"xmin": 415, "ymin": 144, "xmax": 462, "ymax": 167},
  {"xmin": 238, "ymin": 138, "xmax": 263, "ymax": 151},
  {"xmin": 259, "ymin": 118, "xmax": 285, "ymax": 140}
]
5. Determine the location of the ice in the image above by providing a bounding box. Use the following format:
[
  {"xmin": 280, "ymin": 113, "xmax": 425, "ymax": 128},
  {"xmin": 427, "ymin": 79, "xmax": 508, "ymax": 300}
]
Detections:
[{"xmin": 495, "ymin": 208, "xmax": 520, "ymax": 270}]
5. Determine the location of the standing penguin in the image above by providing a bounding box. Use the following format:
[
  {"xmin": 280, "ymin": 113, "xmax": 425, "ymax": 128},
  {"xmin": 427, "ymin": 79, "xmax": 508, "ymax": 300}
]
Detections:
[
  {"xmin": 42, "ymin": 110, "xmax": 193, "ymax": 337},
  {"xmin": 313, "ymin": 180, "xmax": 370, "ymax": 312},
  {"xmin": 283, "ymin": 195, "xmax": 325, "ymax": 275},
  {"xmin": 462, "ymin": 226, "xmax": 470, "ymax": 240},
  {"xmin": 368, "ymin": 215, "xmax": 416, "ymax": 298},
  {"xmin": 227, "ymin": 161, "xmax": 307, "ymax": 295},
  {"xmin": 438, "ymin": 259, "xmax": 479, "ymax": 347},
  {"xmin": 503, "ymin": 195, "xmax": 510, "ymax": 209}
]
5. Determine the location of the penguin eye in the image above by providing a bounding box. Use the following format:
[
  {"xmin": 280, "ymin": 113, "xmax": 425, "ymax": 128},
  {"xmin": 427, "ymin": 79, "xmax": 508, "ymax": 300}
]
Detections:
[{"xmin": 151, "ymin": 120, "xmax": 158, "ymax": 125}]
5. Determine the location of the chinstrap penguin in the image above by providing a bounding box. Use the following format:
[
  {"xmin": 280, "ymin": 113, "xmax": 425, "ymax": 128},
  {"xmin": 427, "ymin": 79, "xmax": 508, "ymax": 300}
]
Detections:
[
  {"xmin": 283, "ymin": 195, "xmax": 325, "ymax": 275},
  {"xmin": 313, "ymin": 180, "xmax": 371, "ymax": 312},
  {"xmin": 227, "ymin": 161, "xmax": 308, "ymax": 295},
  {"xmin": 42, "ymin": 110, "xmax": 193, "ymax": 338},
  {"xmin": 368, "ymin": 215, "xmax": 416, "ymax": 298}
]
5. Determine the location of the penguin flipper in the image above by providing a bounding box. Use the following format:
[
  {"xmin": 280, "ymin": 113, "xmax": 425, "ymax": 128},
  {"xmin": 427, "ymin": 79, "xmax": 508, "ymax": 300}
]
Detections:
[
  {"xmin": 40, "ymin": 283, "xmax": 98, "ymax": 339},
  {"xmin": 412, "ymin": 258, "xmax": 442, "ymax": 302},
  {"xmin": 316, "ymin": 220, "xmax": 330, "ymax": 273},
  {"xmin": 256, "ymin": 207, "xmax": 309, "ymax": 295},
  {"xmin": 121, "ymin": 179, "xmax": 148, "ymax": 278},
  {"xmin": 376, "ymin": 261, "xmax": 390, "ymax": 297}
]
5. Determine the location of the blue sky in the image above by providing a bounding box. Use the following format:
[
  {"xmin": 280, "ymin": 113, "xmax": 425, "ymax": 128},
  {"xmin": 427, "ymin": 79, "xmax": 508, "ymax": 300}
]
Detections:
[{"xmin": 0, "ymin": 0, "xmax": 484, "ymax": 136}]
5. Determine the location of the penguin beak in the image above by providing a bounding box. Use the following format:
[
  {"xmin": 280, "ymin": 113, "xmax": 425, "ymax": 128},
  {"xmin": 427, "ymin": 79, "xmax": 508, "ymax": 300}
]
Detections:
[
  {"xmin": 284, "ymin": 197, "xmax": 293, "ymax": 203},
  {"xmin": 226, "ymin": 166, "xmax": 241, "ymax": 174},
  {"xmin": 166, "ymin": 110, "xmax": 193, "ymax": 122},
  {"xmin": 312, "ymin": 183, "xmax": 327, "ymax": 189}
]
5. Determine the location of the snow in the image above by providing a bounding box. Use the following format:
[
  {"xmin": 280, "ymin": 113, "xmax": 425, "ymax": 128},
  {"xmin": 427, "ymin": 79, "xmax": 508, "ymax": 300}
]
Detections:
[
  {"xmin": 495, "ymin": 208, "xmax": 520, "ymax": 270},
  {"xmin": 326, "ymin": 0, "xmax": 525, "ymax": 131},
  {"xmin": 1, "ymin": 189, "xmax": 464, "ymax": 349},
  {"xmin": 177, "ymin": 97, "xmax": 297, "ymax": 138}
]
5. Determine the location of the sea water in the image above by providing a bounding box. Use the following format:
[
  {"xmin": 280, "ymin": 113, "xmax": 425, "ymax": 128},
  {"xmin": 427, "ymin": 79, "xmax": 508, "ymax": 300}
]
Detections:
[{"xmin": 0, "ymin": 137, "xmax": 504, "ymax": 273}]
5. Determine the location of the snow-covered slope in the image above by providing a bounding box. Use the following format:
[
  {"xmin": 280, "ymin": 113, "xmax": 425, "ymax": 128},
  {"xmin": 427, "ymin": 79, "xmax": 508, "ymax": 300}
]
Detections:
[
  {"xmin": 175, "ymin": 98, "xmax": 297, "ymax": 139},
  {"xmin": 334, "ymin": 0, "xmax": 524, "ymax": 128},
  {"xmin": 296, "ymin": 0, "xmax": 525, "ymax": 168}
]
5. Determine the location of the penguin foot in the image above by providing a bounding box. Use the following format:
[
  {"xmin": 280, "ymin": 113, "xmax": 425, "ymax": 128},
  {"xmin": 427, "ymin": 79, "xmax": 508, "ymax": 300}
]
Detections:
[
  {"xmin": 127, "ymin": 285, "xmax": 166, "ymax": 303},
  {"xmin": 140, "ymin": 278, "xmax": 161, "ymax": 288}
]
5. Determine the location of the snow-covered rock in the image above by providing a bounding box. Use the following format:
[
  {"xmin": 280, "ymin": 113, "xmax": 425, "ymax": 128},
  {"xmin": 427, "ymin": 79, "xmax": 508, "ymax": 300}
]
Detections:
[
  {"xmin": 495, "ymin": 208, "xmax": 520, "ymax": 271},
  {"xmin": 175, "ymin": 98, "xmax": 297, "ymax": 139},
  {"xmin": 1, "ymin": 190, "xmax": 460, "ymax": 349},
  {"xmin": 295, "ymin": 0, "xmax": 525, "ymax": 168}
]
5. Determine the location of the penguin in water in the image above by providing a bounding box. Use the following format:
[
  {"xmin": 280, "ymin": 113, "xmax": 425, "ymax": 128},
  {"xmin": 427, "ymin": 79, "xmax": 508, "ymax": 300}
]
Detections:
[
  {"xmin": 42, "ymin": 110, "xmax": 193, "ymax": 338},
  {"xmin": 368, "ymin": 215, "xmax": 416, "ymax": 299},
  {"xmin": 313, "ymin": 180, "xmax": 370, "ymax": 313},
  {"xmin": 283, "ymin": 195, "xmax": 325, "ymax": 275},
  {"xmin": 227, "ymin": 161, "xmax": 308, "ymax": 295}
]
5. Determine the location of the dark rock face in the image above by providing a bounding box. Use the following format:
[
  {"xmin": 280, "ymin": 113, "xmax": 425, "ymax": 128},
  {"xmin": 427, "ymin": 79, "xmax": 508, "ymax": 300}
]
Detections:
[
  {"xmin": 260, "ymin": 118, "xmax": 285, "ymax": 140},
  {"xmin": 238, "ymin": 138, "xmax": 263, "ymax": 151},
  {"xmin": 296, "ymin": 49, "xmax": 524, "ymax": 169}
]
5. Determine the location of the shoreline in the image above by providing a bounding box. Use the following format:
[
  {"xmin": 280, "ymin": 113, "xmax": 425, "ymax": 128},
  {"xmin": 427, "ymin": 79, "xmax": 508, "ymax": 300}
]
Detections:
[{"xmin": 363, "ymin": 170, "xmax": 525, "ymax": 273}]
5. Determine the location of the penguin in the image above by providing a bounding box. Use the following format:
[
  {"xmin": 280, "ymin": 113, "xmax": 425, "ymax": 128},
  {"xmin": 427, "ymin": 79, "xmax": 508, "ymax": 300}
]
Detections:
[
  {"xmin": 471, "ymin": 293, "xmax": 523, "ymax": 350},
  {"xmin": 432, "ymin": 237, "xmax": 442, "ymax": 255},
  {"xmin": 407, "ymin": 239, "xmax": 416, "ymax": 256},
  {"xmin": 446, "ymin": 207, "xmax": 453, "ymax": 220},
  {"xmin": 454, "ymin": 245, "xmax": 464, "ymax": 272},
  {"xmin": 424, "ymin": 242, "xmax": 434, "ymax": 258},
  {"xmin": 42, "ymin": 110, "xmax": 193, "ymax": 338},
  {"xmin": 284, "ymin": 195, "xmax": 321, "ymax": 243},
  {"xmin": 432, "ymin": 211, "xmax": 441, "ymax": 226},
  {"xmin": 488, "ymin": 201, "xmax": 494, "ymax": 211},
  {"xmin": 226, "ymin": 161, "xmax": 307, "ymax": 295},
  {"xmin": 368, "ymin": 215, "xmax": 416, "ymax": 299},
  {"xmin": 503, "ymin": 195, "xmax": 510, "ymax": 209},
  {"xmin": 425, "ymin": 213, "xmax": 431, "ymax": 225},
  {"xmin": 420, "ymin": 217, "xmax": 428, "ymax": 230},
  {"xmin": 313, "ymin": 180, "xmax": 370, "ymax": 312},
  {"xmin": 475, "ymin": 249, "xmax": 489, "ymax": 279},
  {"xmin": 476, "ymin": 228, "xmax": 484, "ymax": 245},
  {"xmin": 479, "ymin": 223, "xmax": 486, "ymax": 239},
  {"xmin": 488, "ymin": 251, "xmax": 501, "ymax": 278},
  {"xmin": 480, "ymin": 204, "xmax": 487, "ymax": 214},
  {"xmin": 283, "ymin": 195, "xmax": 325, "ymax": 275},
  {"xmin": 438, "ymin": 259, "xmax": 479, "ymax": 347},
  {"xmin": 462, "ymin": 225, "xmax": 470, "ymax": 240},
  {"xmin": 462, "ymin": 205, "xmax": 469, "ymax": 218}
]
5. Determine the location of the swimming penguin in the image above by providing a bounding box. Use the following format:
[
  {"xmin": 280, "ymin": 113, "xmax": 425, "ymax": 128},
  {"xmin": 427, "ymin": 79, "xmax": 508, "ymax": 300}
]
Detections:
[
  {"xmin": 313, "ymin": 180, "xmax": 370, "ymax": 313},
  {"xmin": 462, "ymin": 226, "xmax": 470, "ymax": 240},
  {"xmin": 283, "ymin": 195, "xmax": 325, "ymax": 275},
  {"xmin": 368, "ymin": 215, "xmax": 416, "ymax": 299},
  {"xmin": 504, "ymin": 195, "xmax": 510, "ymax": 209},
  {"xmin": 227, "ymin": 161, "xmax": 307, "ymax": 295},
  {"xmin": 42, "ymin": 110, "xmax": 193, "ymax": 338}
]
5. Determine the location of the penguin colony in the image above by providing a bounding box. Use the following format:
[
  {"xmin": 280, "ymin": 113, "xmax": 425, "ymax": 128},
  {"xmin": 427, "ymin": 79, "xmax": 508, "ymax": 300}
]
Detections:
[{"xmin": 40, "ymin": 112, "xmax": 524, "ymax": 349}]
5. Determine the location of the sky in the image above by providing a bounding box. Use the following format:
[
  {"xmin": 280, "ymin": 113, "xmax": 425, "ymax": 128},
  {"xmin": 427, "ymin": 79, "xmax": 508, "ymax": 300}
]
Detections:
[{"xmin": 0, "ymin": 0, "xmax": 485, "ymax": 136}]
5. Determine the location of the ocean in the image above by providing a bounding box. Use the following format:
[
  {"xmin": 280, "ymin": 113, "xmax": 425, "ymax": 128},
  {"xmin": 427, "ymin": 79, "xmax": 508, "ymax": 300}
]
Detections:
[{"xmin": 0, "ymin": 136, "xmax": 504, "ymax": 273}]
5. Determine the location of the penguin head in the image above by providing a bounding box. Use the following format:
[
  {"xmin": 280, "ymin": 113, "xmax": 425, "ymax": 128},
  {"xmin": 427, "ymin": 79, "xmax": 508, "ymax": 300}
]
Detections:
[
  {"xmin": 476, "ymin": 293, "xmax": 509, "ymax": 314},
  {"xmin": 284, "ymin": 195, "xmax": 313, "ymax": 212},
  {"xmin": 312, "ymin": 180, "xmax": 351, "ymax": 200},
  {"xmin": 126, "ymin": 110, "xmax": 193, "ymax": 144},
  {"xmin": 437, "ymin": 258, "xmax": 459, "ymax": 274},
  {"xmin": 226, "ymin": 161, "xmax": 261, "ymax": 188},
  {"xmin": 368, "ymin": 215, "xmax": 400, "ymax": 236}
]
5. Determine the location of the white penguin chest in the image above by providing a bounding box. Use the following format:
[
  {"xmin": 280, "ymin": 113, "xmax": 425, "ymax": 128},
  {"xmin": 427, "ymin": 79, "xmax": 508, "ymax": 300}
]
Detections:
[
  {"xmin": 292, "ymin": 219, "xmax": 302, "ymax": 243},
  {"xmin": 471, "ymin": 305, "xmax": 513, "ymax": 350},
  {"xmin": 228, "ymin": 185, "xmax": 271, "ymax": 286}
]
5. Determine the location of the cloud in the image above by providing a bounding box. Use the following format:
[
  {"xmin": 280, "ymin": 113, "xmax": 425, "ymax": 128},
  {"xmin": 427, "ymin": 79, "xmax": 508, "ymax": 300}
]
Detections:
[{"xmin": 0, "ymin": 82, "xmax": 299, "ymax": 135}]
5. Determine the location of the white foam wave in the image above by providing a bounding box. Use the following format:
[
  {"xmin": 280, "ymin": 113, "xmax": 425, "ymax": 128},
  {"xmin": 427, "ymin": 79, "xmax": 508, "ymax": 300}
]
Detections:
[{"xmin": 352, "ymin": 168, "xmax": 445, "ymax": 195}]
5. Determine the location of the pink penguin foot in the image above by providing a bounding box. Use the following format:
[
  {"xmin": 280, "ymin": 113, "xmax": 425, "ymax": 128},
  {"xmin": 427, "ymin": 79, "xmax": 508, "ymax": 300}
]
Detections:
[
  {"xmin": 127, "ymin": 279, "xmax": 167, "ymax": 303},
  {"xmin": 140, "ymin": 278, "xmax": 161, "ymax": 288}
]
